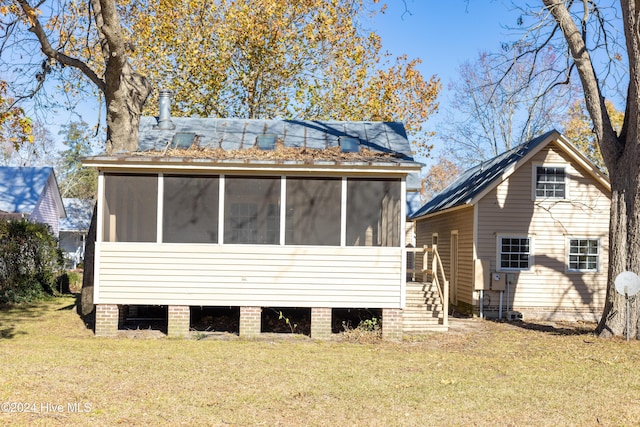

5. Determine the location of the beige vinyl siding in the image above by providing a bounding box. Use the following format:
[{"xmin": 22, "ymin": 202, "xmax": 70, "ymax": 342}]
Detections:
[
  {"xmin": 414, "ymin": 207, "xmax": 474, "ymax": 307},
  {"xmin": 476, "ymin": 143, "xmax": 609, "ymax": 319},
  {"xmin": 95, "ymin": 243, "xmax": 403, "ymax": 308}
]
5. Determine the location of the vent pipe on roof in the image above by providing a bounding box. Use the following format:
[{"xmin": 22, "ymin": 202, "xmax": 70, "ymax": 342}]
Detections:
[{"xmin": 157, "ymin": 89, "xmax": 175, "ymax": 130}]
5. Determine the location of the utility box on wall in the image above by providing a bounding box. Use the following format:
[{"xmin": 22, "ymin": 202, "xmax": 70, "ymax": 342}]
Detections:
[
  {"xmin": 474, "ymin": 259, "xmax": 491, "ymax": 290},
  {"xmin": 491, "ymin": 272, "xmax": 506, "ymax": 291}
]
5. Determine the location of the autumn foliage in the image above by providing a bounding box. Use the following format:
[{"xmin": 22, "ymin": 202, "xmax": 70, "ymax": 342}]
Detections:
[
  {"xmin": 0, "ymin": 81, "xmax": 33, "ymax": 160},
  {"xmin": 122, "ymin": 0, "xmax": 440, "ymax": 156},
  {"xmin": 561, "ymin": 99, "xmax": 623, "ymax": 173}
]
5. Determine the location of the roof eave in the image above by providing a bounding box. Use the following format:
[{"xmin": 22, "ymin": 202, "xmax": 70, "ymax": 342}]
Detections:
[
  {"xmin": 82, "ymin": 156, "xmax": 423, "ymax": 174},
  {"xmin": 410, "ymin": 202, "xmax": 473, "ymax": 221}
]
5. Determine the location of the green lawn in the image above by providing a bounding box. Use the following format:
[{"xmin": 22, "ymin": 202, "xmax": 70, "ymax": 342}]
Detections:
[{"xmin": 1, "ymin": 296, "xmax": 639, "ymax": 426}]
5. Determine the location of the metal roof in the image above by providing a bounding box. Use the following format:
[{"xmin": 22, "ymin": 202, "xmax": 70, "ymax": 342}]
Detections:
[
  {"xmin": 59, "ymin": 198, "xmax": 94, "ymax": 232},
  {"xmin": 0, "ymin": 166, "xmax": 55, "ymax": 215},
  {"xmin": 409, "ymin": 130, "xmax": 558, "ymax": 219},
  {"xmin": 136, "ymin": 117, "xmax": 416, "ymax": 162}
]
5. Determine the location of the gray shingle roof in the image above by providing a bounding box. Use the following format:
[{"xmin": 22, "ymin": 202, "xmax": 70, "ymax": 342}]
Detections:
[
  {"xmin": 409, "ymin": 130, "xmax": 558, "ymax": 219},
  {"xmin": 59, "ymin": 198, "xmax": 94, "ymax": 232},
  {"xmin": 137, "ymin": 117, "xmax": 415, "ymax": 161},
  {"xmin": 0, "ymin": 166, "xmax": 54, "ymax": 214}
]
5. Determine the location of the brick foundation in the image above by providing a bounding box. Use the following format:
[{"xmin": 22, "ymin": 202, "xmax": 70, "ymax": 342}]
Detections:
[
  {"xmin": 311, "ymin": 308, "xmax": 332, "ymax": 339},
  {"xmin": 382, "ymin": 308, "xmax": 403, "ymax": 341},
  {"xmin": 95, "ymin": 304, "xmax": 119, "ymax": 337},
  {"xmin": 168, "ymin": 305, "xmax": 190, "ymax": 337},
  {"xmin": 240, "ymin": 306, "xmax": 262, "ymax": 337}
]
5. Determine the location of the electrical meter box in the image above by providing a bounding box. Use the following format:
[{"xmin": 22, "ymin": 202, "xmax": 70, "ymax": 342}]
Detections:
[
  {"xmin": 491, "ymin": 272, "xmax": 506, "ymax": 291},
  {"xmin": 474, "ymin": 259, "xmax": 491, "ymax": 290}
]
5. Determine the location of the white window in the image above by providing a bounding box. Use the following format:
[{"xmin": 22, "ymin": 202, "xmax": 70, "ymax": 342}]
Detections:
[
  {"xmin": 499, "ymin": 237, "xmax": 531, "ymax": 270},
  {"xmin": 568, "ymin": 239, "xmax": 599, "ymax": 271},
  {"xmin": 535, "ymin": 165, "xmax": 566, "ymax": 198}
]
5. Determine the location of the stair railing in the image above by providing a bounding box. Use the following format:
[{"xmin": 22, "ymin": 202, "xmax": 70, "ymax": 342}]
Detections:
[{"xmin": 423, "ymin": 244, "xmax": 449, "ymax": 328}]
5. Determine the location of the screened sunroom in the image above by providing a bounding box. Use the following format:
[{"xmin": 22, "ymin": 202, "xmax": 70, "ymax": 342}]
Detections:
[
  {"xmin": 101, "ymin": 173, "xmax": 401, "ymax": 247},
  {"xmin": 84, "ymin": 115, "xmax": 421, "ymax": 339}
]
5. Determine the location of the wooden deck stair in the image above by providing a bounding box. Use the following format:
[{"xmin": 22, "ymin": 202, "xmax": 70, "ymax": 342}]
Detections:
[{"xmin": 403, "ymin": 281, "xmax": 448, "ymax": 333}]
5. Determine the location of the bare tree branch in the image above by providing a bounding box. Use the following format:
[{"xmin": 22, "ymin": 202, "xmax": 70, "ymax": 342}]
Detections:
[{"xmin": 16, "ymin": 0, "xmax": 105, "ymax": 92}]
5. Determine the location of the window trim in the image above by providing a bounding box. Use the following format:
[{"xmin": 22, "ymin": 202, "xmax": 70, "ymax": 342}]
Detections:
[
  {"xmin": 497, "ymin": 235, "xmax": 533, "ymax": 272},
  {"xmin": 532, "ymin": 163, "xmax": 568, "ymax": 200},
  {"xmin": 566, "ymin": 237, "xmax": 600, "ymax": 273},
  {"xmin": 100, "ymin": 172, "xmax": 405, "ymax": 248}
]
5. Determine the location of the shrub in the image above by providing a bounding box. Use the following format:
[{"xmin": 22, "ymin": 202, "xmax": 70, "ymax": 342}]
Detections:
[
  {"xmin": 340, "ymin": 317, "xmax": 382, "ymax": 343},
  {"xmin": 0, "ymin": 219, "xmax": 64, "ymax": 304}
]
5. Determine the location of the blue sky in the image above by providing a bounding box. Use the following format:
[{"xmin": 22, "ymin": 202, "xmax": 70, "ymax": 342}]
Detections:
[
  {"xmin": 374, "ymin": 1, "xmax": 519, "ymax": 87},
  {"xmin": 368, "ymin": 1, "xmax": 523, "ymax": 163}
]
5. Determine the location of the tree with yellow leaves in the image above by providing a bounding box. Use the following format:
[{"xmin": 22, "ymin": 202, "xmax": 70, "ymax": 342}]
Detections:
[
  {"xmin": 0, "ymin": 0, "xmax": 439, "ymax": 156},
  {"xmin": 125, "ymin": 0, "xmax": 439, "ymax": 155},
  {"xmin": 0, "ymin": 81, "xmax": 34, "ymax": 160},
  {"xmin": 2, "ymin": 0, "xmax": 151, "ymax": 153},
  {"xmin": 561, "ymin": 99, "xmax": 624, "ymax": 173}
]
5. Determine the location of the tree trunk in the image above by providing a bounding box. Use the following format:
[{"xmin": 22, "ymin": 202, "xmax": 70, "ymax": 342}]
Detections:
[
  {"xmin": 596, "ymin": 123, "xmax": 640, "ymax": 339},
  {"xmin": 543, "ymin": 0, "xmax": 640, "ymax": 339},
  {"xmin": 93, "ymin": 0, "xmax": 152, "ymax": 154},
  {"xmin": 79, "ymin": 204, "xmax": 98, "ymax": 317},
  {"xmin": 595, "ymin": 0, "xmax": 640, "ymax": 338},
  {"xmin": 104, "ymin": 62, "xmax": 151, "ymax": 154}
]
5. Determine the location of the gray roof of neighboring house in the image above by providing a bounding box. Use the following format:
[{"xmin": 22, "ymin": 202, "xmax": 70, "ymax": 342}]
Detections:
[
  {"xmin": 0, "ymin": 166, "xmax": 56, "ymax": 215},
  {"xmin": 60, "ymin": 198, "xmax": 94, "ymax": 232},
  {"xmin": 135, "ymin": 117, "xmax": 417, "ymax": 164},
  {"xmin": 409, "ymin": 130, "xmax": 557, "ymax": 219},
  {"xmin": 406, "ymin": 172, "xmax": 422, "ymax": 191}
]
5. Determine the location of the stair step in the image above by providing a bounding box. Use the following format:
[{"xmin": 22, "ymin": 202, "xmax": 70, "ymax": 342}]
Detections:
[
  {"xmin": 405, "ymin": 299, "xmax": 441, "ymax": 306},
  {"xmin": 403, "ymin": 281, "xmax": 448, "ymax": 333}
]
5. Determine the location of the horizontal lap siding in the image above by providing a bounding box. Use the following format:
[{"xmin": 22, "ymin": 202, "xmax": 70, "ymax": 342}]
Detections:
[
  {"xmin": 32, "ymin": 180, "xmax": 61, "ymax": 237},
  {"xmin": 476, "ymin": 144, "xmax": 609, "ymax": 315},
  {"xmin": 415, "ymin": 207, "xmax": 474, "ymax": 306},
  {"xmin": 96, "ymin": 244, "xmax": 402, "ymax": 308}
]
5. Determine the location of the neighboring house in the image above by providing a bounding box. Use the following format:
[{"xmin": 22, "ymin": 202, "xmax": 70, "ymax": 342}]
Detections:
[
  {"xmin": 0, "ymin": 166, "xmax": 65, "ymax": 237},
  {"xmin": 409, "ymin": 130, "xmax": 611, "ymax": 322},
  {"xmin": 59, "ymin": 198, "xmax": 94, "ymax": 269},
  {"xmin": 83, "ymin": 93, "xmax": 422, "ymax": 339}
]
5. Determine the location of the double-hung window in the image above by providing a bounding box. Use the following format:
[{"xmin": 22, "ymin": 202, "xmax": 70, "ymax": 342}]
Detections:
[
  {"xmin": 568, "ymin": 239, "xmax": 599, "ymax": 271},
  {"xmin": 535, "ymin": 166, "xmax": 566, "ymax": 198},
  {"xmin": 499, "ymin": 237, "xmax": 531, "ymax": 270}
]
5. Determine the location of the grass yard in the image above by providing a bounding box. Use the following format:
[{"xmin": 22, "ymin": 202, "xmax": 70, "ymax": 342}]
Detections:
[{"xmin": 1, "ymin": 296, "xmax": 640, "ymax": 426}]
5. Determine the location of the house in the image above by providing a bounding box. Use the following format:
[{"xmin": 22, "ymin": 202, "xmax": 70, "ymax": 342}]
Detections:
[
  {"xmin": 0, "ymin": 166, "xmax": 65, "ymax": 237},
  {"xmin": 409, "ymin": 130, "xmax": 610, "ymax": 322},
  {"xmin": 83, "ymin": 92, "xmax": 422, "ymax": 339},
  {"xmin": 59, "ymin": 198, "xmax": 94, "ymax": 269}
]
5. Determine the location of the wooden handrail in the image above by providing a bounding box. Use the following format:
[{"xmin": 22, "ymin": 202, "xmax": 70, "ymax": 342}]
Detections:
[
  {"xmin": 405, "ymin": 246, "xmax": 424, "ymax": 279},
  {"xmin": 418, "ymin": 244, "xmax": 449, "ymax": 328}
]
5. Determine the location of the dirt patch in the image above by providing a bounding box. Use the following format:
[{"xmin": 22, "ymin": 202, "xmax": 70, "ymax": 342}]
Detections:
[{"xmin": 445, "ymin": 317, "xmax": 597, "ymax": 335}]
